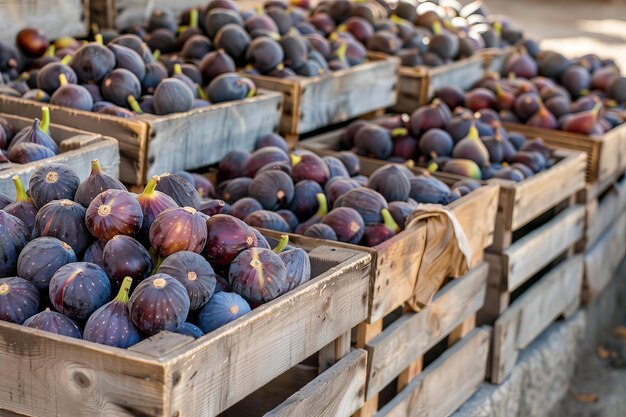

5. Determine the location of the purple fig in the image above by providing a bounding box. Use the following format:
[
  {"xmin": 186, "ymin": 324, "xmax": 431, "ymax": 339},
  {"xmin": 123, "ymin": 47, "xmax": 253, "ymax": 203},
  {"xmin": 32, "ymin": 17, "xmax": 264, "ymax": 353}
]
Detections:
[
  {"xmin": 17, "ymin": 237, "xmax": 76, "ymax": 291},
  {"xmin": 367, "ymin": 165, "xmax": 411, "ymax": 202},
  {"xmin": 230, "ymin": 246, "xmax": 287, "ymax": 304},
  {"xmin": 175, "ymin": 322, "xmax": 204, "ymax": 339},
  {"xmin": 135, "ymin": 176, "xmax": 178, "ymax": 244},
  {"xmin": 155, "ymin": 172, "xmax": 201, "ymax": 210},
  {"xmin": 149, "ymin": 207, "xmax": 207, "ymax": 257},
  {"xmin": 304, "ymin": 223, "xmax": 338, "ymax": 240},
  {"xmin": 34, "ymin": 199, "xmax": 90, "ymax": 254},
  {"xmin": 204, "ymin": 214, "xmax": 258, "ymax": 268},
  {"xmin": 86, "ymin": 190, "xmax": 143, "ymax": 241},
  {"xmin": 249, "ymin": 170, "xmax": 294, "ymax": 210},
  {"xmin": 83, "ymin": 240, "xmax": 106, "ymax": 265},
  {"xmin": 290, "ymin": 153, "xmax": 330, "ymax": 185},
  {"xmin": 338, "ymin": 187, "xmax": 388, "ymax": 224},
  {"xmin": 157, "ymin": 251, "xmax": 217, "ymax": 311},
  {"xmin": 23, "ymin": 308, "xmax": 82, "ymax": 338},
  {"xmin": 322, "ymin": 207, "xmax": 365, "ymax": 244},
  {"xmin": 197, "ymin": 291, "xmax": 250, "ymax": 333},
  {"xmin": 29, "ymin": 162, "xmax": 80, "ymax": 209},
  {"xmin": 75, "ymin": 159, "xmax": 126, "ymax": 208},
  {"xmin": 0, "ymin": 277, "xmax": 39, "ymax": 324},
  {"xmin": 4, "ymin": 175, "xmax": 37, "ymax": 232},
  {"xmin": 102, "ymin": 235, "xmax": 152, "ymax": 290}
]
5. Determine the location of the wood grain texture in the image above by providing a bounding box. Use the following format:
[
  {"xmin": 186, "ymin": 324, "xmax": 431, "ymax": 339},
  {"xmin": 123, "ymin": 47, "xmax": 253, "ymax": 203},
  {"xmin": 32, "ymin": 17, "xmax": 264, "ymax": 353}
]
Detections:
[
  {"xmin": 583, "ymin": 173, "xmax": 626, "ymax": 250},
  {"xmin": 365, "ymin": 263, "xmax": 488, "ymax": 399},
  {"xmin": 265, "ymin": 349, "xmax": 367, "ymax": 417},
  {"xmin": 163, "ymin": 247, "xmax": 371, "ymax": 416},
  {"xmin": 503, "ymin": 205, "xmax": 585, "ymax": 292},
  {"xmin": 491, "ymin": 255, "xmax": 583, "ymax": 384},
  {"xmin": 374, "ymin": 327, "xmax": 491, "ymax": 417}
]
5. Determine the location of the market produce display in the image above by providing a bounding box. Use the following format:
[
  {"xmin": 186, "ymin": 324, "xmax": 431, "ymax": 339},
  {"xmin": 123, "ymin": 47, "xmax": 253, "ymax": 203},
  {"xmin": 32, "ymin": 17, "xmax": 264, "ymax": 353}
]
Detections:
[
  {"xmin": 0, "ymin": 107, "xmax": 59, "ymax": 165},
  {"xmin": 0, "ymin": 161, "xmax": 312, "ymax": 349}
]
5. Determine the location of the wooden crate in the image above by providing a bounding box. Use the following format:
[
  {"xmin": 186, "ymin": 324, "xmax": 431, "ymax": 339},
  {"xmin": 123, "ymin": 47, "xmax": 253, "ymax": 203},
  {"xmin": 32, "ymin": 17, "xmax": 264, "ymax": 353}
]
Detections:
[
  {"xmin": 503, "ymin": 122, "xmax": 626, "ymax": 186},
  {"xmin": 0, "ymin": 245, "xmax": 371, "ymax": 417},
  {"xmin": 490, "ymin": 255, "xmax": 583, "ymax": 383},
  {"xmin": 0, "ymin": 0, "xmax": 89, "ymax": 43},
  {"xmin": 90, "ymin": 0, "xmax": 202, "ymax": 30},
  {"xmin": 247, "ymin": 55, "xmax": 399, "ymax": 147},
  {"xmin": 0, "ymin": 113, "xmax": 119, "ymax": 198},
  {"xmin": 354, "ymin": 264, "xmax": 491, "ymax": 417},
  {"xmin": 391, "ymin": 48, "xmax": 511, "ymax": 114},
  {"xmin": 0, "ymin": 91, "xmax": 282, "ymax": 186}
]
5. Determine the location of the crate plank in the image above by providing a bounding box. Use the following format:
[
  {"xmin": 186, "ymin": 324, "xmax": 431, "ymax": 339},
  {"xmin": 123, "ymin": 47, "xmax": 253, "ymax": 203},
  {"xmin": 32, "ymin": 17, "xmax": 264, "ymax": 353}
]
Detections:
[
  {"xmin": 374, "ymin": 327, "xmax": 491, "ymax": 417},
  {"xmin": 583, "ymin": 173, "xmax": 626, "ymax": 250},
  {"xmin": 365, "ymin": 263, "xmax": 488, "ymax": 400},
  {"xmin": 491, "ymin": 255, "xmax": 583, "ymax": 384},
  {"xmin": 265, "ymin": 349, "xmax": 367, "ymax": 417}
]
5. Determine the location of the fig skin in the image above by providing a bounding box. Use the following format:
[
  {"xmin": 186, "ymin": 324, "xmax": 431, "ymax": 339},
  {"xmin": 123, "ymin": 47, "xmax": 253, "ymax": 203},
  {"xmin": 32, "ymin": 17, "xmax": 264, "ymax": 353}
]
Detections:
[
  {"xmin": 337, "ymin": 187, "xmax": 388, "ymax": 225},
  {"xmin": 129, "ymin": 273, "xmax": 191, "ymax": 336},
  {"xmin": 220, "ymin": 177, "xmax": 253, "ymax": 203},
  {"xmin": 102, "ymin": 235, "xmax": 152, "ymax": 290},
  {"xmin": 255, "ymin": 133, "xmax": 289, "ymax": 154},
  {"xmin": 325, "ymin": 178, "xmax": 360, "ymax": 208},
  {"xmin": 109, "ymin": 44, "xmax": 146, "ymax": 82},
  {"xmin": 153, "ymin": 78, "xmax": 194, "ymax": 115},
  {"xmin": 49, "ymin": 262, "xmax": 112, "ymax": 321},
  {"xmin": 277, "ymin": 246, "xmax": 311, "ymax": 292},
  {"xmin": 197, "ymin": 291, "xmax": 250, "ymax": 333},
  {"xmin": 199, "ymin": 199, "xmax": 228, "ymax": 216},
  {"xmin": 101, "ymin": 68, "xmax": 142, "ymax": 108},
  {"xmin": 203, "ymin": 214, "xmax": 258, "ymax": 269},
  {"xmin": 82, "ymin": 240, "xmax": 106, "ymax": 266},
  {"xmin": 157, "ymin": 251, "xmax": 217, "ymax": 310},
  {"xmin": 290, "ymin": 153, "xmax": 330, "ymax": 185},
  {"xmin": 75, "ymin": 159, "xmax": 126, "ymax": 208},
  {"xmin": 136, "ymin": 176, "xmax": 178, "ymax": 244},
  {"xmin": 248, "ymin": 170, "xmax": 294, "ymax": 210},
  {"xmin": 17, "ymin": 237, "xmax": 77, "ymax": 291},
  {"xmin": 70, "ymin": 40, "xmax": 116, "ymax": 84},
  {"xmin": 0, "ymin": 277, "xmax": 40, "ymax": 324},
  {"xmin": 149, "ymin": 206, "xmax": 208, "ymax": 257},
  {"xmin": 86, "ymin": 189, "xmax": 143, "ymax": 242},
  {"xmin": 175, "ymin": 322, "xmax": 204, "ymax": 338},
  {"xmin": 23, "ymin": 308, "xmax": 82, "ymax": 338},
  {"xmin": 29, "ymin": 163, "xmax": 80, "ymax": 209},
  {"xmin": 207, "ymin": 73, "xmax": 256, "ymax": 103},
  {"xmin": 323, "ymin": 156, "xmax": 350, "ymax": 179},
  {"xmin": 83, "ymin": 277, "xmax": 142, "ymax": 348},
  {"xmin": 322, "ymin": 207, "xmax": 365, "ymax": 244},
  {"xmin": 199, "ymin": 49, "xmax": 236, "ymax": 84},
  {"xmin": 244, "ymin": 210, "xmax": 291, "ymax": 232},
  {"xmin": 7, "ymin": 143, "xmax": 54, "ymax": 164},
  {"xmin": 277, "ymin": 209, "xmax": 299, "ymax": 232},
  {"xmin": 367, "ymin": 165, "xmax": 411, "ymax": 203},
  {"xmin": 304, "ymin": 223, "xmax": 338, "ymax": 240},
  {"xmin": 4, "ymin": 175, "xmax": 37, "ymax": 232},
  {"xmin": 409, "ymin": 176, "xmax": 453, "ymax": 204},
  {"xmin": 9, "ymin": 117, "xmax": 59, "ymax": 155},
  {"xmin": 34, "ymin": 199, "xmax": 91, "ymax": 255},
  {"xmin": 388, "ymin": 200, "xmax": 418, "ymax": 230},
  {"xmin": 230, "ymin": 247, "xmax": 288, "ymax": 304},
  {"xmin": 155, "ymin": 172, "xmax": 201, "ymax": 210},
  {"xmin": 289, "ymin": 180, "xmax": 323, "ymax": 221},
  {"xmin": 354, "ymin": 124, "xmax": 392, "ymax": 159},
  {"xmin": 227, "ymin": 197, "xmax": 263, "ymax": 220},
  {"xmin": 242, "ymin": 146, "xmax": 289, "ymax": 178}
]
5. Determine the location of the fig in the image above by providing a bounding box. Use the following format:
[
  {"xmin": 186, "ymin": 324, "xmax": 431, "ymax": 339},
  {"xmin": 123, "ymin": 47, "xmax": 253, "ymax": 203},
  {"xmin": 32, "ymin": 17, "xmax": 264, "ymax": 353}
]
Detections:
[
  {"xmin": 304, "ymin": 223, "xmax": 338, "ymax": 240},
  {"xmin": 102, "ymin": 235, "xmax": 152, "ymax": 290},
  {"xmin": 206, "ymin": 73, "xmax": 255, "ymax": 103},
  {"xmin": 503, "ymin": 51, "xmax": 537, "ymax": 79},
  {"xmin": 197, "ymin": 291, "xmax": 250, "ymax": 333},
  {"xmin": 527, "ymin": 104, "xmax": 557, "ymax": 130},
  {"xmin": 242, "ymin": 146, "xmax": 289, "ymax": 178},
  {"xmin": 452, "ymin": 123, "xmax": 490, "ymax": 167},
  {"xmin": 83, "ymin": 240, "xmax": 106, "ymax": 266},
  {"xmin": 367, "ymin": 164, "xmax": 410, "ymax": 202},
  {"xmin": 16, "ymin": 28, "xmax": 49, "ymax": 57},
  {"xmin": 435, "ymin": 86, "xmax": 466, "ymax": 111},
  {"xmin": 493, "ymin": 167, "xmax": 525, "ymax": 182},
  {"xmin": 199, "ymin": 199, "xmax": 228, "ymax": 217},
  {"xmin": 37, "ymin": 60, "xmax": 77, "ymax": 95},
  {"xmin": 561, "ymin": 102, "xmax": 603, "ymax": 135},
  {"xmin": 338, "ymin": 187, "xmax": 388, "ymax": 225},
  {"xmin": 228, "ymin": 197, "xmax": 263, "ymax": 220},
  {"xmin": 213, "ymin": 24, "xmax": 250, "ymax": 67},
  {"xmin": 255, "ymin": 133, "xmax": 289, "ymax": 154},
  {"xmin": 50, "ymin": 74, "xmax": 94, "ymax": 111},
  {"xmin": 101, "ymin": 68, "xmax": 142, "ymax": 108},
  {"xmin": 221, "ymin": 178, "xmax": 252, "ymax": 203},
  {"xmin": 276, "ymin": 245, "xmax": 310, "ymax": 292},
  {"xmin": 153, "ymin": 78, "xmax": 194, "ymax": 115},
  {"xmin": 190, "ymin": 174, "xmax": 215, "ymax": 199},
  {"xmin": 157, "ymin": 251, "xmax": 217, "ymax": 310},
  {"xmin": 23, "ymin": 308, "xmax": 82, "ymax": 338},
  {"xmin": 149, "ymin": 207, "xmax": 207, "ymax": 257},
  {"xmin": 464, "ymin": 88, "xmax": 496, "ymax": 112},
  {"xmin": 409, "ymin": 100, "xmax": 450, "ymax": 136},
  {"xmin": 244, "ymin": 210, "xmax": 291, "ymax": 232},
  {"xmin": 4, "ymin": 176, "xmax": 37, "ymax": 232},
  {"xmin": 70, "ymin": 37, "xmax": 116, "ymax": 84},
  {"xmin": 0, "ymin": 277, "xmax": 39, "ymax": 324},
  {"xmin": 322, "ymin": 207, "xmax": 365, "ymax": 244},
  {"xmin": 129, "ymin": 273, "xmax": 190, "ymax": 335},
  {"xmin": 322, "ymin": 156, "xmax": 350, "ymax": 179},
  {"xmin": 247, "ymin": 36, "xmax": 284, "ymax": 74},
  {"xmin": 290, "ymin": 153, "xmax": 330, "ymax": 185},
  {"xmin": 86, "ymin": 189, "xmax": 143, "ymax": 241},
  {"xmin": 354, "ymin": 124, "xmax": 392, "ymax": 159},
  {"xmin": 511, "ymin": 151, "xmax": 547, "ymax": 173},
  {"xmin": 289, "ymin": 180, "xmax": 323, "ymax": 221},
  {"xmin": 181, "ymin": 35, "xmax": 212, "ymax": 61},
  {"xmin": 607, "ymin": 77, "xmax": 626, "ymax": 103},
  {"xmin": 280, "ymin": 30, "xmax": 308, "ymax": 69},
  {"xmin": 248, "ymin": 170, "xmax": 294, "ymax": 210},
  {"xmin": 429, "ymin": 24, "xmax": 459, "ymax": 60},
  {"xmin": 175, "ymin": 322, "xmax": 204, "ymax": 339},
  {"xmin": 336, "ymin": 151, "xmax": 360, "ymax": 176},
  {"xmin": 325, "ymin": 178, "xmax": 360, "ymax": 208},
  {"xmin": 145, "ymin": 29, "xmax": 176, "ymax": 54},
  {"xmin": 9, "ymin": 109, "xmax": 58, "ymax": 154},
  {"xmin": 154, "ymin": 172, "xmax": 200, "ymax": 209},
  {"xmin": 217, "ymin": 150, "xmax": 248, "ymax": 183},
  {"xmin": 141, "ymin": 62, "xmax": 168, "ymax": 94},
  {"xmin": 409, "ymin": 175, "xmax": 453, "ymax": 204},
  {"xmin": 109, "ymin": 44, "xmax": 146, "ymax": 82},
  {"xmin": 17, "ymin": 237, "xmax": 77, "ymax": 291},
  {"xmin": 560, "ymin": 66, "xmax": 590, "ymax": 99},
  {"xmin": 34, "ymin": 199, "xmax": 90, "ymax": 254},
  {"xmin": 257, "ymin": 161, "xmax": 292, "ymax": 176},
  {"xmin": 204, "ymin": 214, "xmax": 258, "ymax": 268},
  {"xmin": 230, "ymin": 247, "xmax": 287, "ymax": 304},
  {"xmin": 135, "ymin": 176, "xmax": 178, "ymax": 244},
  {"xmin": 147, "ymin": 8, "xmax": 177, "ymax": 33},
  {"xmin": 367, "ymin": 30, "xmax": 402, "ymax": 55},
  {"xmin": 388, "ymin": 200, "xmax": 418, "ymax": 230},
  {"xmin": 74, "ymin": 159, "xmax": 126, "ymax": 208},
  {"xmin": 276, "ymin": 209, "xmax": 298, "ymax": 232},
  {"xmin": 360, "ymin": 214, "xmax": 399, "ymax": 247},
  {"xmin": 49, "ymin": 262, "xmax": 111, "ymax": 321}
]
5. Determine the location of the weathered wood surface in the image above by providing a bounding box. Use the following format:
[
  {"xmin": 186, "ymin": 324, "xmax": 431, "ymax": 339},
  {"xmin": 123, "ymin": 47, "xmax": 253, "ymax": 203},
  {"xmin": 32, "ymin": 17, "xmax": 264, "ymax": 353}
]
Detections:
[
  {"xmin": 373, "ymin": 327, "xmax": 491, "ymax": 417},
  {"xmin": 265, "ymin": 349, "xmax": 367, "ymax": 417},
  {"xmin": 0, "ymin": 0, "xmax": 87, "ymax": 43},
  {"xmin": 0, "ymin": 114, "xmax": 119, "ymax": 198},
  {"xmin": 491, "ymin": 255, "xmax": 583, "ymax": 384},
  {"xmin": 365, "ymin": 263, "xmax": 488, "ymax": 400},
  {"xmin": 582, "ymin": 173, "xmax": 626, "ymax": 250}
]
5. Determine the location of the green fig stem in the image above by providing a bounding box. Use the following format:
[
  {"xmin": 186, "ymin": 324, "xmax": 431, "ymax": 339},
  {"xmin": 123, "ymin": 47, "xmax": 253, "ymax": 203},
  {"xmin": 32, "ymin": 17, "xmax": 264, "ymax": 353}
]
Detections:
[
  {"xmin": 468, "ymin": 120, "xmax": 480, "ymax": 140},
  {"xmin": 177, "ymin": 25, "xmax": 189, "ymax": 34},
  {"xmin": 493, "ymin": 21, "xmax": 503, "ymax": 37},
  {"xmin": 427, "ymin": 162, "xmax": 438, "ymax": 173},
  {"xmin": 151, "ymin": 254, "xmax": 164, "ymax": 275},
  {"xmin": 61, "ymin": 55, "xmax": 73, "ymax": 65},
  {"xmin": 40, "ymin": 106, "xmax": 50, "ymax": 134},
  {"xmin": 94, "ymin": 34, "xmax": 103, "ymax": 45},
  {"xmin": 58, "ymin": 73, "xmax": 68, "ymax": 87},
  {"xmin": 12, "ymin": 175, "xmax": 29, "ymax": 202},
  {"xmin": 381, "ymin": 208, "xmax": 400, "ymax": 233},
  {"xmin": 91, "ymin": 23, "xmax": 100, "ymax": 35},
  {"xmin": 272, "ymin": 234, "xmax": 290, "ymax": 254},
  {"xmin": 391, "ymin": 127, "xmax": 408, "ymax": 137},
  {"xmin": 127, "ymin": 96, "xmax": 143, "ymax": 113},
  {"xmin": 44, "ymin": 45, "xmax": 55, "ymax": 57},
  {"xmin": 114, "ymin": 277, "xmax": 133, "ymax": 305},
  {"xmin": 90, "ymin": 159, "xmax": 102, "ymax": 175},
  {"xmin": 247, "ymin": 84, "xmax": 256, "ymax": 98},
  {"xmin": 189, "ymin": 8, "xmax": 199, "ymax": 29},
  {"xmin": 405, "ymin": 159, "xmax": 415, "ymax": 169},
  {"xmin": 591, "ymin": 102, "xmax": 603, "ymax": 116},
  {"xmin": 315, "ymin": 193, "xmax": 328, "ymax": 217},
  {"xmin": 334, "ymin": 42, "xmax": 348, "ymax": 61},
  {"xmin": 173, "ymin": 63, "xmax": 182, "ymax": 75},
  {"xmin": 196, "ymin": 84, "xmax": 207, "ymax": 100},
  {"xmin": 432, "ymin": 21, "xmax": 442, "ymax": 35},
  {"xmin": 290, "ymin": 153, "xmax": 302, "ymax": 166},
  {"xmin": 152, "ymin": 49, "xmax": 161, "ymax": 61},
  {"xmin": 142, "ymin": 176, "xmax": 160, "ymax": 197},
  {"xmin": 336, "ymin": 23, "xmax": 347, "ymax": 32}
]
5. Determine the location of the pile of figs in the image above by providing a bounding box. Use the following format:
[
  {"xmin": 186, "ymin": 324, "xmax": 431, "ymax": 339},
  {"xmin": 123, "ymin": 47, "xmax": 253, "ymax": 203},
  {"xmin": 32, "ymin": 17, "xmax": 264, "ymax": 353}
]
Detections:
[
  {"xmin": 435, "ymin": 49, "xmax": 626, "ymax": 135},
  {"xmin": 0, "ymin": 159, "xmax": 311, "ymax": 348},
  {"xmin": 342, "ymin": 105, "xmax": 555, "ymax": 182},
  {"xmin": 0, "ymin": 107, "xmax": 61, "ymax": 166}
]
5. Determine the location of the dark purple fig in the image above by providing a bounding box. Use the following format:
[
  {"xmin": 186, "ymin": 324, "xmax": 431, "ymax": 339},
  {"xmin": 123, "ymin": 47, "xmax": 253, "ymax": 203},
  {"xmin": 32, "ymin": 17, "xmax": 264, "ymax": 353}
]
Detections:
[
  {"xmin": 4, "ymin": 176, "xmax": 37, "ymax": 232},
  {"xmin": 199, "ymin": 49, "xmax": 236, "ymax": 84},
  {"xmin": 290, "ymin": 153, "xmax": 330, "ymax": 185},
  {"xmin": 49, "ymin": 262, "xmax": 111, "ymax": 321},
  {"xmin": 83, "ymin": 240, "xmax": 106, "ymax": 265},
  {"xmin": 452, "ymin": 124, "xmax": 490, "ymax": 167},
  {"xmin": 367, "ymin": 165, "xmax": 410, "ymax": 202},
  {"xmin": 409, "ymin": 175, "xmax": 453, "ymax": 204},
  {"xmin": 86, "ymin": 189, "xmax": 143, "ymax": 241},
  {"xmin": 7, "ymin": 142, "xmax": 54, "ymax": 164},
  {"xmin": 228, "ymin": 197, "xmax": 263, "ymax": 220},
  {"xmin": 289, "ymin": 180, "xmax": 324, "ymax": 221},
  {"xmin": 29, "ymin": 163, "xmax": 80, "ymax": 209},
  {"xmin": 360, "ymin": 224, "xmax": 395, "ymax": 247},
  {"xmin": 17, "ymin": 237, "xmax": 76, "ymax": 291},
  {"xmin": 50, "ymin": 74, "xmax": 94, "ymax": 111},
  {"xmin": 336, "ymin": 151, "xmax": 361, "ymax": 176},
  {"xmin": 157, "ymin": 251, "xmax": 217, "ymax": 310},
  {"xmin": 325, "ymin": 178, "xmax": 360, "ymax": 208},
  {"xmin": 155, "ymin": 172, "xmax": 200, "ymax": 210},
  {"xmin": 277, "ymin": 209, "xmax": 298, "ymax": 232},
  {"xmin": 322, "ymin": 207, "xmax": 365, "ymax": 244},
  {"xmin": 109, "ymin": 44, "xmax": 146, "ymax": 82},
  {"xmin": 0, "ymin": 277, "xmax": 39, "ymax": 324},
  {"xmin": 244, "ymin": 210, "xmax": 291, "ymax": 232},
  {"xmin": 213, "ymin": 23, "xmax": 250, "ymax": 67},
  {"xmin": 218, "ymin": 150, "xmax": 249, "ymax": 182},
  {"xmin": 135, "ymin": 176, "xmax": 178, "ymax": 244},
  {"xmin": 83, "ymin": 276, "xmax": 142, "ymax": 348},
  {"xmin": 70, "ymin": 39, "xmax": 116, "ymax": 84},
  {"xmin": 354, "ymin": 124, "xmax": 392, "ymax": 159},
  {"xmin": 323, "ymin": 156, "xmax": 350, "ymax": 179},
  {"xmin": 75, "ymin": 159, "xmax": 126, "ymax": 208},
  {"xmin": 181, "ymin": 35, "xmax": 212, "ymax": 61},
  {"xmin": 221, "ymin": 178, "xmax": 253, "ymax": 203},
  {"xmin": 129, "ymin": 273, "xmax": 190, "ymax": 336},
  {"xmin": 419, "ymin": 128, "xmax": 454, "ymax": 158},
  {"xmin": 191, "ymin": 174, "xmax": 215, "ymax": 199},
  {"xmin": 9, "ymin": 111, "xmax": 58, "ymax": 155},
  {"xmin": 102, "ymin": 235, "xmax": 152, "ymax": 290},
  {"xmin": 23, "ymin": 308, "xmax": 82, "ymax": 338},
  {"xmin": 440, "ymin": 159, "xmax": 483, "ymax": 180},
  {"xmin": 175, "ymin": 322, "xmax": 204, "ymax": 338},
  {"xmin": 304, "ymin": 223, "xmax": 337, "ymax": 240},
  {"xmin": 101, "ymin": 68, "xmax": 142, "ymax": 108},
  {"xmin": 464, "ymin": 88, "xmax": 496, "ymax": 112},
  {"xmin": 34, "ymin": 199, "xmax": 90, "ymax": 254},
  {"xmin": 147, "ymin": 8, "xmax": 177, "ymax": 33},
  {"xmin": 197, "ymin": 291, "xmax": 250, "ymax": 333},
  {"xmin": 246, "ymin": 36, "xmax": 283, "ymax": 74},
  {"xmin": 153, "ymin": 78, "xmax": 194, "ymax": 115},
  {"xmin": 367, "ymin": 30, "xmax": 402, "ymax": 55},
  {"xmin": 249, "ymin": 170, "xmax": 294, "ymax": 210},
  {"xmin": 150, "ymin": 207, "xmax": 207, "ymax": 257},
  {"xmin": 255, "ymin": 133, "xmax": 289, "ymax": 154},
  {"xmin": 207, "ymin": 73, "xmax": 255, "ymax": 103},
  {"xmin": 409, "ymin": 100, "xmax": 451, "ymax": 136},
  {"xmin": 142, "ymin": 61, "xmax": 168, "ymax": 94},
  {"xmin": 204, "ymin": 214, "xmax": 258, "ymax": 268},
  {"xmin": 338, "ymin": 187, "xmax": 388, "ymax": 225},
  {"xmin": 252, "ymin": 228, "xmax": 271, "ymax": 250},
  {"xmin": 257, "ymin": 161, "xmax": 292, "ymax": 176},
  {"xmin": 388, "ymin": 200, "xmax": 418, "ymax": 230},
  {"xmin": 276, "ymin": 244, "xmax": 310, "ymax": 292},
  {"xmin": 435, "ymin": 86, "xmax": 465, "ymax": 111},
  {"xmin": 145, "ymin": 29, "xmax": 176, "ymax": 54},
  {"xmin": 511, "ymin": 151, "xmax": 547, "ymax": 173},
  {"xmin": 511, "ymin": 163, "xmax": 534, "ymax": 178},
  {"xmin": 200, "ymin": 199, "xmax": 228, "ymax": 216},
  {"xmin": 229, "ymin": 247, "xmax": 287, "ymax": 304},
  {"xmin": 242, "ymin": 146, "xmax": 289, "ymax": 178},
  {"xmin": 37, "ymin": 60, "xmax": 77, "ymax": 95}
]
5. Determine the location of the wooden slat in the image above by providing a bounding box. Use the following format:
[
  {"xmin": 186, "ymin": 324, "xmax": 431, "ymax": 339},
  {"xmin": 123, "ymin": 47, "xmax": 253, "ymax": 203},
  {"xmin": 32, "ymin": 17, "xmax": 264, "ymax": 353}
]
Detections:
[
  {"xmin": 491, "ymin": 255, "xmax": 583, "ymax": 384},
  {"xmin": 374, "ymin": 327, "xmax": 491, "ymax": 417},
  {"xmin": 365, "ymin": 263, "xmax": 488, "ymax": 399},
  {"xmin": 502, "ymin": 205, "xmax": 585, "ymax": 292},
  {"xmin": 128, "ymin": 331, "xmax": 195, "ymax": 358},
  {"xmin": 583, "ymin": 174, "xmax": 626, "ymax": 249},
  {"xmin": 163, "ymin": 248, "xmax": 371, "ymax": 416},
  {"xmin": 265, "ymin": 349, "xmax": 367, "ymax": 417}
]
